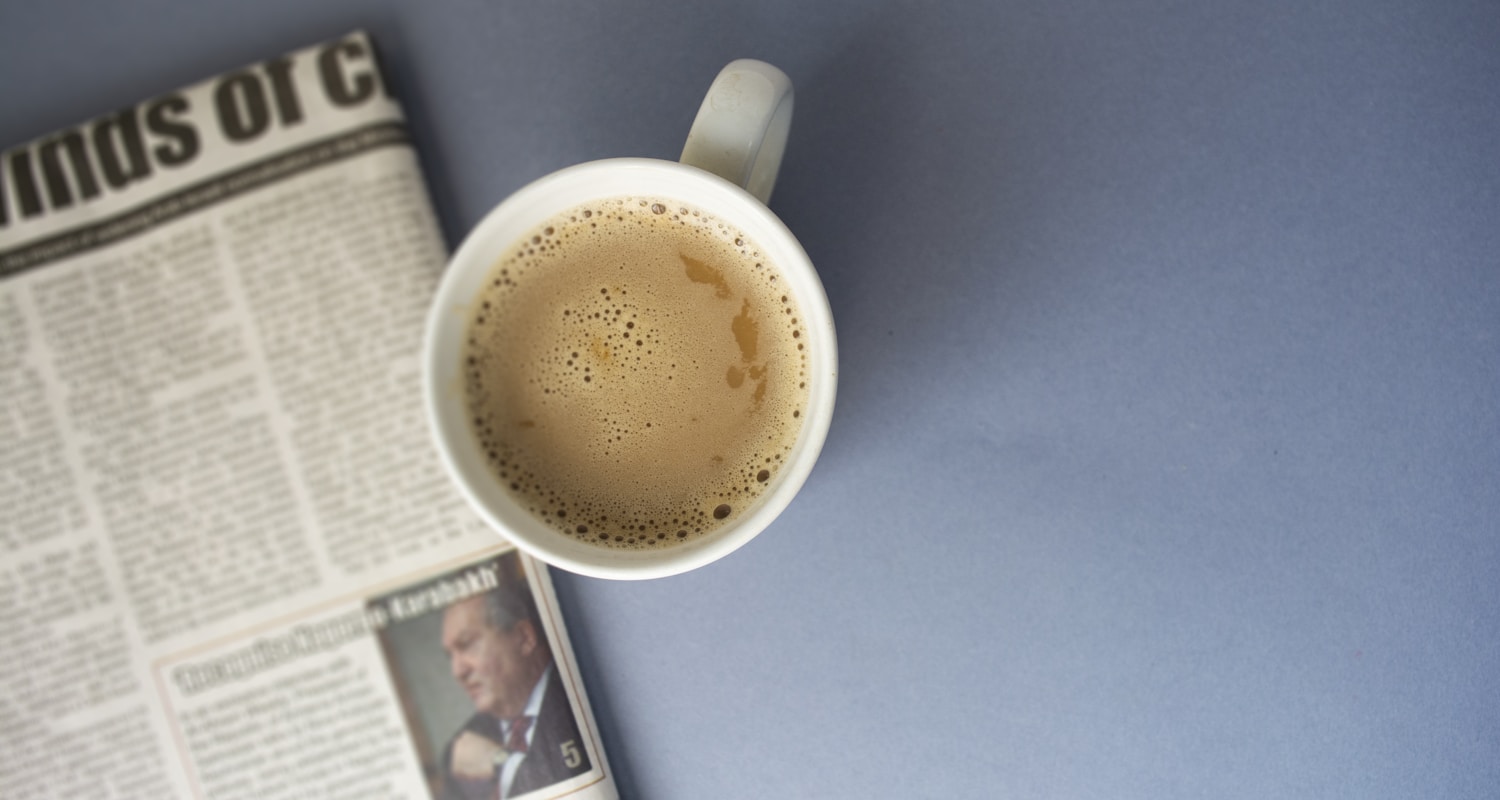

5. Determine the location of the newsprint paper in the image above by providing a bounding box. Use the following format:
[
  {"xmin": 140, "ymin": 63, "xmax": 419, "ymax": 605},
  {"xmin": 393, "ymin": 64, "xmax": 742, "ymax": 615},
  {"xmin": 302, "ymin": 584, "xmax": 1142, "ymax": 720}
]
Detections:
[{"xmin": 0, "ymin": 31, "xmax": 616, "ymax": 800}]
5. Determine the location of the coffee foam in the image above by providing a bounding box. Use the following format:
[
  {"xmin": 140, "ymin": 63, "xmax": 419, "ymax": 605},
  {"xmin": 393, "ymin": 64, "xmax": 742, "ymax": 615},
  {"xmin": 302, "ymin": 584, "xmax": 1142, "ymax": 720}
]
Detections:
[{"xmin": 463, "ymin": 197, "xmax": 809, "ymax": 550}]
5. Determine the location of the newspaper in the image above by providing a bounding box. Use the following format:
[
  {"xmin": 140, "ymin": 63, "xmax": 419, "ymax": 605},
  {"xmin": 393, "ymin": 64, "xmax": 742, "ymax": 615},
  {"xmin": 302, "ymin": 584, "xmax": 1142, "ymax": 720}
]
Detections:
[{"xmin": 1, "ymin": 31, "xmax": 616, "ymax": 800}]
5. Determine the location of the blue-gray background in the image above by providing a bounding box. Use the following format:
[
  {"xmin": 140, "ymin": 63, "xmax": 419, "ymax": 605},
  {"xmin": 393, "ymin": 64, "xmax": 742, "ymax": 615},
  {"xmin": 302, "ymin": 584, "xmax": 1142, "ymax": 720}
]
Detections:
[{"xmin": 4, "ymin": 2, "xmax": 1496, "ymax": 797}]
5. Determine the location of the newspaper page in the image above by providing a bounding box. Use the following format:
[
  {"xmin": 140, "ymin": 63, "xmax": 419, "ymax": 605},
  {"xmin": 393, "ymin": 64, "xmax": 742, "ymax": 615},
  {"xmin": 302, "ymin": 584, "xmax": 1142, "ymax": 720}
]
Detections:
[{"xmin": 0, "ymin": 31, "xmax": 616, "ymax": 800}]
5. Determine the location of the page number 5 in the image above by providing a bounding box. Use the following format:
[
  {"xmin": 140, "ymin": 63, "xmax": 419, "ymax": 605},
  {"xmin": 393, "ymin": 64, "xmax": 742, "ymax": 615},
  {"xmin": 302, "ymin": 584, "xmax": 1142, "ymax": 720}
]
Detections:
[{"xmin": 561, "ymin": 739, "xmax": 582, "ymax": 768}]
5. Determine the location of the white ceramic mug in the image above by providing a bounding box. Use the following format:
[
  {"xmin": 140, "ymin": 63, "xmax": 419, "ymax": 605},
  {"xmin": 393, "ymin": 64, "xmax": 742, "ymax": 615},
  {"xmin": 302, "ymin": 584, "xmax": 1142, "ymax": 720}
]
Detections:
[{"xmin": 424, "ymin": 60, "xmax": 836, "ymax": 579}]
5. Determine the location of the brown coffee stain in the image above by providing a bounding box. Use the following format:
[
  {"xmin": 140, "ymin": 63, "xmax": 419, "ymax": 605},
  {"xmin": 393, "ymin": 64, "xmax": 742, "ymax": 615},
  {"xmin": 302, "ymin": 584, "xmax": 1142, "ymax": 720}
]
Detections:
[
  {"xmin": 682, "ymin": 253, "xmax": 731, "ymax": 298},
  {"xmin": 731, "ymin": 299, "xmax": 759, "ymax": 362},
  {"xmin": 752, "ymin": 378, "xmax": 767, "ymax": 406},
  {"xmin": 517, "ymin": 420, "xmax": 535, "ymax": 428},
  {"xmin": 726, "ymin": 365, "xmax": 745, "ymax": 388}
]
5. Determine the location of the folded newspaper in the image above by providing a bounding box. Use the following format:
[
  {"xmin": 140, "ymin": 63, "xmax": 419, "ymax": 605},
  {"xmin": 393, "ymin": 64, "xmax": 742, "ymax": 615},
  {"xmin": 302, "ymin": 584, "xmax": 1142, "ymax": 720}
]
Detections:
[{"xmin": 0, "ymin": 31, "xmax": 617, "ymax": 800}]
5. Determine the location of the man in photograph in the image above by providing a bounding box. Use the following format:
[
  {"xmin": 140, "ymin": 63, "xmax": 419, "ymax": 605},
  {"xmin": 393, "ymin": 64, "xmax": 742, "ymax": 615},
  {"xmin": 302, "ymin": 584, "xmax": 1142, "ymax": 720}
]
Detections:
[{"xmin": 439, "ymin": 586, "xmax": 591, "ymax": 799}]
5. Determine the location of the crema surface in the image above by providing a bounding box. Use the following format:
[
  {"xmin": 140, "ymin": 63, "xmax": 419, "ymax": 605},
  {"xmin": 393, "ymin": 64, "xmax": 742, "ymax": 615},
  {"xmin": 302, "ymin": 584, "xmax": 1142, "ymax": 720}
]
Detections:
[{"xmin": 463, "ymin": 197, "xmax": 810, "ymax": 549}]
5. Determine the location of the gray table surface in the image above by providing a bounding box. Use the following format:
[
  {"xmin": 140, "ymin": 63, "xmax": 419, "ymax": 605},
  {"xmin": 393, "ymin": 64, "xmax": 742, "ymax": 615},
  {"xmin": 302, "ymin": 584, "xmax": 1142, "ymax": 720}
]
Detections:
[{"xmin": 5, "ymin": 1, "xmax": 1497, "ymax": 798}]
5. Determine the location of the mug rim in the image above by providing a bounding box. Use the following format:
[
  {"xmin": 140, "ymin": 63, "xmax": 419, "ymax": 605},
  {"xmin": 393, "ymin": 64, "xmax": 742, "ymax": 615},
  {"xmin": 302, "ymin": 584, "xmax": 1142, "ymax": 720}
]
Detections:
[{"xmin": 424, "ymin": 158, "xmax": 837, "ymax": 579}]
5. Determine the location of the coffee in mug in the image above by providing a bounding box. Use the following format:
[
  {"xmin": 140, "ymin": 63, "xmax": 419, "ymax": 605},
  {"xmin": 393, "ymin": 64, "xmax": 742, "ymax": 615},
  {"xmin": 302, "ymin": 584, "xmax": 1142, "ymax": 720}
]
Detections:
[{"xmin": 461, "ymin": 196, "xmax": 811, "ymax": 550}]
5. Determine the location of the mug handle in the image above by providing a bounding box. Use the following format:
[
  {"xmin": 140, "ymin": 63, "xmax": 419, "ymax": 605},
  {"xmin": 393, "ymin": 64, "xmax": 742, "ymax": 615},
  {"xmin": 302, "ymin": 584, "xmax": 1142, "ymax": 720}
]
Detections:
[{"xmin": 679, "ymin": 59, "xmax": 794, "ymax": 205}]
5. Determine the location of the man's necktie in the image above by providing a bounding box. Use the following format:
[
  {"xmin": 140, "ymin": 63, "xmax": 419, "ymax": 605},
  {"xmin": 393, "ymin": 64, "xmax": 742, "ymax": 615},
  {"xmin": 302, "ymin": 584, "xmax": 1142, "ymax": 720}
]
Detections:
[{"xmin": 505, "ymin": 716, "xmax": 532, "ymax": 754}]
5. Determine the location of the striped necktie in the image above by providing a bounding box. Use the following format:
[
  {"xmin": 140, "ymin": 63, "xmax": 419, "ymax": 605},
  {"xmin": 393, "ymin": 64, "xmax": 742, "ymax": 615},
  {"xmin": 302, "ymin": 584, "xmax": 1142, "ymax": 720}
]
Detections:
[{"xmin": 505, "ymin": 715, "xmax": 532, "ymax": 754}]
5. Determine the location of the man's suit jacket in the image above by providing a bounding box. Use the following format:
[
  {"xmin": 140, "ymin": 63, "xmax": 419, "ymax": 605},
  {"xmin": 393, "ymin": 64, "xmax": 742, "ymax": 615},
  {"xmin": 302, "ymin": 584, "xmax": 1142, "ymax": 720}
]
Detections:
[{"xmin": 441, "ymin": 667, "xmax": 592, "ymax": 799}]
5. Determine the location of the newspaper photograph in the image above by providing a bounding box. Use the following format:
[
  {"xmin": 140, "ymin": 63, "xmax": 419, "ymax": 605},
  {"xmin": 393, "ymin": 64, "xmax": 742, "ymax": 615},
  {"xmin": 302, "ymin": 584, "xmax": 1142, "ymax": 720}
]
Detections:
[{"xmin": 0, "ymin": 31, "xmax": 616, "ymax": 800}]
